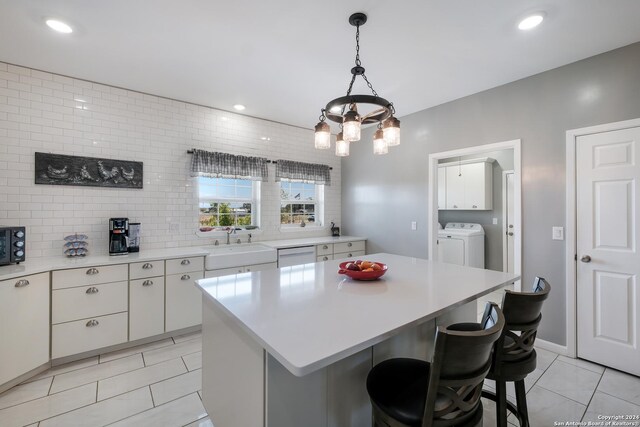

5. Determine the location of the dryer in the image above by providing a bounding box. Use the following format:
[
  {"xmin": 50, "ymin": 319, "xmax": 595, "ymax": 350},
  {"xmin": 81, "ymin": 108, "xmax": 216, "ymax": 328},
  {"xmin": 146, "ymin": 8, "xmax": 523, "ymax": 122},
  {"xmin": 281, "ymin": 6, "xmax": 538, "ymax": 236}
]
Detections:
[{"xmin": 437, "ymin": 223, "xmax": 485, "ymax": 268}]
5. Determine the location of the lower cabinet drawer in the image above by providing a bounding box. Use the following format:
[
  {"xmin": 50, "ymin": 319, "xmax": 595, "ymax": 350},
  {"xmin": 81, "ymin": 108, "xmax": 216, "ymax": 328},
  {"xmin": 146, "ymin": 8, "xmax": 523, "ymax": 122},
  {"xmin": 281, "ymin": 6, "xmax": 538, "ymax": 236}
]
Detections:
[
  {"xmin": 316, "ymin": 244, "xmax": 333, "ymax": 256},
  {"xmin": 52, "ymin": 312, "xmax": 128, "ymax": 359},
  {"xmin": 166, "ymin": 257, "xmax": 204, "ymax": 275},
  {"xmin": 317, "ymin": 255, "xmax": 333, "ymax": 262},
  {"xmin": 334, "ymin": 241, "xmax": 365, "ymax": 254},
  {"xmin": 333, "ymin": 250, "xmax": 366, "ymax": 261},
  {"xmin": 52, "ymin": 281, "xmax": 128, "ymax": 324},
  {"xmin": 166, "ymin": 271, "xmax": 204, "ymax": 332},
  {"xmin": 205, "ymin": 267, "xmax": 244, "ymax": 279}
]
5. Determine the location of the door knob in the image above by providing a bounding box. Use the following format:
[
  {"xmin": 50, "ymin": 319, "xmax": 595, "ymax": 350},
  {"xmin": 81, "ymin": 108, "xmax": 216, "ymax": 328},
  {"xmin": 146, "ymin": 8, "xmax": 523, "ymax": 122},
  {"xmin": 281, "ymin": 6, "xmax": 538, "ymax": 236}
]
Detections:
[
  {"xmin": 508, "ymin": 232, "xmax": 514, "ymax": 236},
  {"xmin": 581, "ymin": 255, "xmax": 592, "ymax": 263}
]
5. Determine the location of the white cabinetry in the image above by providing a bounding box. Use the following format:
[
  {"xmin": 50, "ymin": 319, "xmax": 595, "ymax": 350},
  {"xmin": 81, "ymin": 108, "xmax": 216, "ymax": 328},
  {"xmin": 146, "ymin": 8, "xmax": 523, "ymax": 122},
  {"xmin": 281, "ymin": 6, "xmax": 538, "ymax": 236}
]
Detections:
[
  {"xmin": 166, "ymin": 257, "xmax": 205, "ymax": 332},
  {"xmin": 0, "ymin": 273, "xmax": 49, "ymax": 387},
  {"xmin": 51, "ymin": 264, "xmax": 128, "ymax": 358},
  {"xmin": 439, "ymin": 158, "xmax": 493, "ymax": 210},
  {"xmin": 130, "ymin": 260, "xmax": 165, "ymax": 341},
  {"xmin": 316, "ymin": 240, "xmax": 366, "ymax": 262},
  {"xmin": 438, "ymin": 167, "xmax": 447, "ymax": 209}
]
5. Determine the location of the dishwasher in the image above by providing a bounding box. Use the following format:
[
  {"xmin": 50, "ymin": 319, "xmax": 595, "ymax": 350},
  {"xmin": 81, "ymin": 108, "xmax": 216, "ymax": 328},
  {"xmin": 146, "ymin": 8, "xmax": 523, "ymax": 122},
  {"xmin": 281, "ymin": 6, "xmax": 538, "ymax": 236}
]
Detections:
[{"xmin": 277, "ymin": 246, "xmax": 316, "ymax": 267}]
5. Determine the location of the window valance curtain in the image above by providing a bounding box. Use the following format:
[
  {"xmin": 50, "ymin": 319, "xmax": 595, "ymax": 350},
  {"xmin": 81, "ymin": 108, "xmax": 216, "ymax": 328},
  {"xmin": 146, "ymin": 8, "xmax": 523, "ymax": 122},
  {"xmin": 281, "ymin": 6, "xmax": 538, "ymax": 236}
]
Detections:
[
  {"xmin": 190, "ymin": 149, "xmax": 268, "ymax": 181},
  {"xmin": 275, "ymin": 160, "xmax": 331, "ymax": 186}
]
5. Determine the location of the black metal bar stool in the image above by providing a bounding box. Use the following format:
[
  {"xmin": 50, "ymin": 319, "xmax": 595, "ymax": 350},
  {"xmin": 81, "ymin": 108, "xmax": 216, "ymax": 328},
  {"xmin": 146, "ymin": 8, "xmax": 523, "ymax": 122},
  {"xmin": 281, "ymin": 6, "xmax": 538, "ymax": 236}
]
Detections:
[
  {"xmin": 366, "ymin": 302, "xmax": 505, "ymax": 427},
  {"xmin": 481, "ymin": 277, "xmax": 551, "ymax": 427}
]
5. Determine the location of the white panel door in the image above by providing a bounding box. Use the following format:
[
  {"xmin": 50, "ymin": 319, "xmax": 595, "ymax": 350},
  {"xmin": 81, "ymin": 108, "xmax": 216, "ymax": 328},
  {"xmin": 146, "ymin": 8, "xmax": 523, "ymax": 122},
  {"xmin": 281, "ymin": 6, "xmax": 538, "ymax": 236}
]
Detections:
[
  {"xmin": 504, "ymin": 171, "xmax": 515, "ymax": 273},
  {"xmin": 577, "ymin": 126, "xmax": 640, "ymax": 375}
]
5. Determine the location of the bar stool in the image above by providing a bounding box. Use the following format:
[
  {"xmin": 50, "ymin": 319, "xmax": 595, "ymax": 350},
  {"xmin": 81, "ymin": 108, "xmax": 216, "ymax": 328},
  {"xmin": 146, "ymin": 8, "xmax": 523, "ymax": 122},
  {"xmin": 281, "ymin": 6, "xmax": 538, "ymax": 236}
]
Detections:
[
  {"xmin": 482, "ymin": 277, "xmax": 551, "ymax": 427},
  {"xmin": 366, "ymin": 302, "xmax": 505, "ymax": 427}
]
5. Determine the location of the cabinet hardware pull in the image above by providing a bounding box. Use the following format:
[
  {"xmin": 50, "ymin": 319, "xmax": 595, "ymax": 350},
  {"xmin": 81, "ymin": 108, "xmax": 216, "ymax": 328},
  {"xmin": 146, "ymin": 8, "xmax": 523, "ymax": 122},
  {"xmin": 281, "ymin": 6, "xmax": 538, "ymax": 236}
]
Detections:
[
  {"xmin": 86, "ymin": 268, "xmax": 99, "ymax": 275},
  {"xmin": 142, "ymin": 263, "xmax": 153, "ymax": 269},
  {"xmin": 246, "ymin": 268, "xmax": 250, "ymax": 272},
  {"xmin": 14, "ymin": 279, "xmax": 30, "ymax": 288},
  {"xmin": 323, "ymin": 256, "xmax": 328, "ymax": 261},
  {"xmin": 323, "ymin": 245, "xmax": 328, "ymax": 249},
  {"xmin": 453, "ymin": 205, "xmax": 458, "ymax": 208},
  {"xmin": 348, "ymin": 253, "xmax": 353, "ymax": 257},
  {"xmin": 86, "ymin": 287, "xmax": 99, "ymax": 294},
  {"xmin": 86, "ymin": 319, "xmax": 99, "ymax": 327},
  {"xmin": 347, "ymin": 242, "xmax": 352, "ymax": 247},
  {"xmin": 143, "ymin": 280, "xmax": 153, "ymax": 286},
  {"xmin": 181, "ymin": 259, "xmax": 191, "ymax": 266},
  {"xmin": 473, "ymin": 205, "xmax": 477, "ymax": 208},
  {"xmin": 181, "ymin": 274, "xmax": 191, "ymax": 281}
]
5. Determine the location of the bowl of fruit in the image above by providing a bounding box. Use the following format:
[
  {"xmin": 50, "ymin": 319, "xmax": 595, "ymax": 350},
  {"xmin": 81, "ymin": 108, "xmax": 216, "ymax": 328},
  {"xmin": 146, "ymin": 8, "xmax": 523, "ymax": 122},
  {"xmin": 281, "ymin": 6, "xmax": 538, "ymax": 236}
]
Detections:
[{"xmin": 338, "ymin": 260, "xmax": 388, "ymax": 281}]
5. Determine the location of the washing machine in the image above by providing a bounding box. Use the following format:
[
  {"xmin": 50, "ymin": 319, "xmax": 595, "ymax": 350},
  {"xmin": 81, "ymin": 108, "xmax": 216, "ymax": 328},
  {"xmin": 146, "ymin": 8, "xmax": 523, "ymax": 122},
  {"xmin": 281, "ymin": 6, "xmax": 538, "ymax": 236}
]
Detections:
[{"xmin": 437, "ymin": 223, "xmax": 485, "ymax": 268}]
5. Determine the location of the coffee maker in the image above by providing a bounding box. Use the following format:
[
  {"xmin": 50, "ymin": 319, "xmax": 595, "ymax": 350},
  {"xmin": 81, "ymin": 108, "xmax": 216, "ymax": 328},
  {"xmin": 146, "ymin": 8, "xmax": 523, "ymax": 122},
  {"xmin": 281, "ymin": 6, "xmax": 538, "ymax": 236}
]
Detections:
[{"xmin": 109, "ymin": 218, "xmax": 129, "ymax": 256}]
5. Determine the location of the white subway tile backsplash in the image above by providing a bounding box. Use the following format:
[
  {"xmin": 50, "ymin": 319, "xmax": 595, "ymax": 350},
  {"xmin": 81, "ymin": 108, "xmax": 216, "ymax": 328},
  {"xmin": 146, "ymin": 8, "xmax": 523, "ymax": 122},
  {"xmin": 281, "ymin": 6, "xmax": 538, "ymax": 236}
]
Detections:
[{"xmin": 0, "ymin": 61, "xmax": 341, "ymax": 257}]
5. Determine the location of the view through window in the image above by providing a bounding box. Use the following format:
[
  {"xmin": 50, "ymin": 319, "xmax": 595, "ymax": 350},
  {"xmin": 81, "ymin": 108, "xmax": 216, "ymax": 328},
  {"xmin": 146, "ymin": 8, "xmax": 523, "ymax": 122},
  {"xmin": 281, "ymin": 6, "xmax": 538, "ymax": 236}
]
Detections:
[
  {"xmin": 280, "ymin": 181, "xmax": 320, "ymax": 226},
  {"xmin": 198, "ymin": 177, "xmax": 256, "ymax": 229}
]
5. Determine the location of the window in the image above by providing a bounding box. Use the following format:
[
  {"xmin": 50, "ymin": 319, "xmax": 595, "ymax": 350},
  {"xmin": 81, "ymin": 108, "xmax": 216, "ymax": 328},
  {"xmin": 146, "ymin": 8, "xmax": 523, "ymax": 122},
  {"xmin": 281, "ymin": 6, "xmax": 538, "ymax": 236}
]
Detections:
[
  {"xmin": 198, "ymin": 177, "xmax": 259, "ymax": 230},
  {"xmin": 280, "ymin": 181, "xmax": 323, "ymax": 226}
]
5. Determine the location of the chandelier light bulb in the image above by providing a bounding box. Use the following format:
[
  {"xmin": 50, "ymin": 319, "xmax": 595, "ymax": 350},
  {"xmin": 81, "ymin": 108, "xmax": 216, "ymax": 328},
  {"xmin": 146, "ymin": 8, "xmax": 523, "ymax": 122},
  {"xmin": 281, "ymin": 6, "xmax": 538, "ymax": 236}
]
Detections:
[
  {"xmin": 342, "ymin": 106, "xmax": 361, "ymax": 142},
  {"xmin": 314, "ymin": 121, "xmax": 331, "ymax": 149},
  {"xmin": 335, "ymin": 132, "xmax": 350, "ymax": 157},
  {"xmin": 383, "ymin": 116, "xmax": 401, "ymax": 147},
  {"xmin": 373, "ymin": 129, "xmax": 388, "ymax": 155}
]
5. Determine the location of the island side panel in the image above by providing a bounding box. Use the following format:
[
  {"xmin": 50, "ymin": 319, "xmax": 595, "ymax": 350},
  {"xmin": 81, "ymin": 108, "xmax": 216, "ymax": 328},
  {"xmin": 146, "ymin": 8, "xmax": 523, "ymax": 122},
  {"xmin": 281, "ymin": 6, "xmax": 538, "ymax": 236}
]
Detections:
[
  {"xmin": 372, "ymin": 319, "xmax": 436, "ymax": 365},
  {"xmin": 202, "ymin": 297, "xmax": 265, "ymax": 427},
  {"xmin": 327, "ymin": 348, "xmax": 373, "ymax": 427}
]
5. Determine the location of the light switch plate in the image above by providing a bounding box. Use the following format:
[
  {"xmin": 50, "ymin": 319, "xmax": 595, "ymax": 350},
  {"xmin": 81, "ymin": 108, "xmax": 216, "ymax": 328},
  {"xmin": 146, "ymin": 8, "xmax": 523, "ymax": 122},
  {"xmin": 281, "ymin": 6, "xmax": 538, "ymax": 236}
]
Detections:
[
  {"xmin": 411, "ymin": 221, "xmax": 417, "ymax": 231},
  {"xmin": 552, "ymin": 226, "xmax": 564, "ymax": 240},
  {"xmin": 492, "ymin": 218, "xmax": 498, "ymax": 225}
]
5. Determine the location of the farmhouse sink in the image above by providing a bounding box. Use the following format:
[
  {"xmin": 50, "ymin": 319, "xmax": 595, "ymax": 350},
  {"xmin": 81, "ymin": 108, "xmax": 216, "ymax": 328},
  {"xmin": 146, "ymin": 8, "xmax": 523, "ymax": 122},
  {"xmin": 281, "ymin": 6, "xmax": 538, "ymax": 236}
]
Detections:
[{"xmin": 203, "ymin": 243, "xmax": 277, "ymax": 270}]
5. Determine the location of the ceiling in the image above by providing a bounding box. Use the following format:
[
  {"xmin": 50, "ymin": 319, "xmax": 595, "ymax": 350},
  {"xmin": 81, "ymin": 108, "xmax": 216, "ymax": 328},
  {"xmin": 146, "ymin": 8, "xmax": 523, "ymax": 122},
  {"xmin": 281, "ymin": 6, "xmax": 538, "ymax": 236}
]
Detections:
[{"xmin": 1, "ymin": 0, "xmax": 640, "ymax": 129}]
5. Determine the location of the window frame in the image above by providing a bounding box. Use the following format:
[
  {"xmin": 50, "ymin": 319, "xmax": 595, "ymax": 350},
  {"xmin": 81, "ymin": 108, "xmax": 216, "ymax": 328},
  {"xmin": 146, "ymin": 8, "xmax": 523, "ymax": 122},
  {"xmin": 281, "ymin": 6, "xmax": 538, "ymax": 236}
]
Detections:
[
  {"xmin": 279, "ymin": 180, "xmax": 324, "ymax": 230},
  {"xmin": 197, "ymin": 177, "xmax": 261, "ymax": 235}
]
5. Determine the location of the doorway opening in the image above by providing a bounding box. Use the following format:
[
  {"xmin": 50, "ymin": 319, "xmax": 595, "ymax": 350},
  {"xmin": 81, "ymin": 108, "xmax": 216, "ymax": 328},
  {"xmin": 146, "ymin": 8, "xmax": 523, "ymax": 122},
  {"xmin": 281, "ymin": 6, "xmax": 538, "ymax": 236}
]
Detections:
[{"xmin": 427, "ymin": 140, "xmax": 522, "ymax": 318}]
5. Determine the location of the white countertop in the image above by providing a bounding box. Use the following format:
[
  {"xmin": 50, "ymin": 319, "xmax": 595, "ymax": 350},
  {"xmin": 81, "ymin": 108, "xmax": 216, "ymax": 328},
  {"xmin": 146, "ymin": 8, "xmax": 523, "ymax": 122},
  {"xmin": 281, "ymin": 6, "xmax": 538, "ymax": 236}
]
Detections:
[
  {"xmin": 195, "ymin": 253, "xmax": 519, "ymax": 376},
  {"xmin": 0, "ymin": 235, "xmax": 366, "ymax": 282}
]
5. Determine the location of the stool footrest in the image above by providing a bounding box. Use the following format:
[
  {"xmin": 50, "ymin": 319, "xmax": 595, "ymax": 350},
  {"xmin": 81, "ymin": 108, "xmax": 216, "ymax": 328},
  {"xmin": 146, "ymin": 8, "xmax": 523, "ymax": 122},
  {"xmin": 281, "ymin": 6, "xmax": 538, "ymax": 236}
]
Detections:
[{"xmin": 481, "ymin": 389, "xmax": 528, "ymax": 427}]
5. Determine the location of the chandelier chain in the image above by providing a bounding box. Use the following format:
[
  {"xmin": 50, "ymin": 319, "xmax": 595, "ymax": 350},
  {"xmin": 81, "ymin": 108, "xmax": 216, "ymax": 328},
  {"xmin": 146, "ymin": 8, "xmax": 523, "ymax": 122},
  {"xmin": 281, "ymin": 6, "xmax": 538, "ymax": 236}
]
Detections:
[
  {"xmin": 361, "ymin": 73, "xmax": 379, "ymax": 98},
  {"xmin": 355, "ymin": 24, "xmax": 361, "ymax": 67}
]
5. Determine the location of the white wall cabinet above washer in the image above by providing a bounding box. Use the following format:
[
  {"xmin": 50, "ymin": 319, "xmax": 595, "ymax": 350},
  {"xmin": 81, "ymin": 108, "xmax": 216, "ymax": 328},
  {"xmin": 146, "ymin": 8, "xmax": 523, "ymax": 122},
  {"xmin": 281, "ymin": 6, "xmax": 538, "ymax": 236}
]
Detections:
[{"xmin": 439, "ymin": 158, "xmax": 494, "ymax": 210}]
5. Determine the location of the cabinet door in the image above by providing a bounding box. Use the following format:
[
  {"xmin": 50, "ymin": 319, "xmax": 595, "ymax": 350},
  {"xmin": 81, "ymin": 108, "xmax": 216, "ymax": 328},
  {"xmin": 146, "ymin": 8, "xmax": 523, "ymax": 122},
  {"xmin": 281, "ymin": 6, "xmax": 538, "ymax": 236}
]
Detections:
[
  {"xmin": 437, "ymin": 167, "xmax": 447, "ymax": 210},
  {"xmin": 166, "ymin": 271, "xmax": 204, "ymax": 332},
  {"xmin": 463, "ymin": 162, "xmax": 491, "ymax": 209},
  {"xmin": 0, "ymin": 273, "xmax": 50, "ymax": 385},
  {"xmin": 445, "ymin": 166, "xmax": 464, "ymax": 209},
  {"xmin": 130, "ymin": 277, "xmax": 165, "ymax": 341}
]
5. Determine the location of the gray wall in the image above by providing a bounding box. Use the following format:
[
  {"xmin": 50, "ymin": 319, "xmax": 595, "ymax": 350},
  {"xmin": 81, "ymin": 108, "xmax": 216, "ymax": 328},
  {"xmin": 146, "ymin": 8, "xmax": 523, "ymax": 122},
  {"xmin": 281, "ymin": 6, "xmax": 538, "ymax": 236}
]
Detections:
[
  {"xmin": 439, "ymin": 149, "xmax": 514, "ymax": 272},
  {"xmin": 341, "ymin": 42, "xmax": 640, "ymax": 346}
]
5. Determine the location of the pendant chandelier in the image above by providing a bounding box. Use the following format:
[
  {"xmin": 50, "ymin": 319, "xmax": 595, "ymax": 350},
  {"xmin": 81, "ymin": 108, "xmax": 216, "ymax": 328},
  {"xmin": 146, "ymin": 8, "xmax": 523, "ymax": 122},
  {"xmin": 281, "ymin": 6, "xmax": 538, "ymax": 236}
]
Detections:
[{"xmin": 314, "ymin": 13, "xmax": 400, "ymax": 156}]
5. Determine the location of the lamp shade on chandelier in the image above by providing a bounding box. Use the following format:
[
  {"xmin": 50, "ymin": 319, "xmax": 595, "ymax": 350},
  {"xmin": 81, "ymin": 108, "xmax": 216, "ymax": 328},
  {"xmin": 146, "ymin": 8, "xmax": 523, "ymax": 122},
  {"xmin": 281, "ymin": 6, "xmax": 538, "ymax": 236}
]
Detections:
[{"xmin": 314, "ymin": 13, "xmax": 400, "ymax": 156}]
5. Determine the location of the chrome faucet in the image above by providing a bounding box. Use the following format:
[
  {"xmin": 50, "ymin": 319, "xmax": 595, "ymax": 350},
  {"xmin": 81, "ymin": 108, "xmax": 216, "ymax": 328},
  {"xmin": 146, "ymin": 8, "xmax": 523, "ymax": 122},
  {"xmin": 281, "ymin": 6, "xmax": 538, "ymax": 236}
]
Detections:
[
  {"xmin": 248, "ymin": 233, "xmax": 252, "ymax": 244},
  {"xmin": 214, "ymin": 239, "xmax": 219, "ymax": 246},
  {"xmin": 226, "ymin": 227, "xmax": 235, "ymax": 245}
]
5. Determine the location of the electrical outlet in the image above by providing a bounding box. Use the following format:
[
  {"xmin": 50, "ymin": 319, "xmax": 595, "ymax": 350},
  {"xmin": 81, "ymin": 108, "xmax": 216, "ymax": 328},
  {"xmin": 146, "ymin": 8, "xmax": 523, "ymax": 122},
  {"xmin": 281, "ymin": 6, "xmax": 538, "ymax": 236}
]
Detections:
[
  {"xmin": 411, "ymin": 221, "xmax": 417, "ymax": 231},
  {"xmin": 552, "ymin": 226, "xmax": 564, "ymax": 240},
  {"xmin": 492, "ymin": 218, "xmax": 498, "ymax": 225}
]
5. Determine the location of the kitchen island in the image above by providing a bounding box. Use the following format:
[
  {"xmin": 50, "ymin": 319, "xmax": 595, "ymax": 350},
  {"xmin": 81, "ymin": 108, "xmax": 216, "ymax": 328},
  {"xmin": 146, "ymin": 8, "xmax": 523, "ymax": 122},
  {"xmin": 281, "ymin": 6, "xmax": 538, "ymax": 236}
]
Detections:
[{"xmin": 195, "ymin": 253, "xmax": 519, "ymax": 427}]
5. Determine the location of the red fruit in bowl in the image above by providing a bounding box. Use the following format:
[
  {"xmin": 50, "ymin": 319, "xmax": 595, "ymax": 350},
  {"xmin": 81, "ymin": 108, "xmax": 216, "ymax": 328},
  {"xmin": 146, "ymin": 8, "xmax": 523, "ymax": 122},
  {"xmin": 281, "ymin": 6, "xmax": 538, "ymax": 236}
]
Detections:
[
  {"xmin": 354, "ymin": 260, "xmax": 363, "ymax": 266},
  {"xmin": 345, "ymin": 262, "xmax": 361, "ymax": 271}
]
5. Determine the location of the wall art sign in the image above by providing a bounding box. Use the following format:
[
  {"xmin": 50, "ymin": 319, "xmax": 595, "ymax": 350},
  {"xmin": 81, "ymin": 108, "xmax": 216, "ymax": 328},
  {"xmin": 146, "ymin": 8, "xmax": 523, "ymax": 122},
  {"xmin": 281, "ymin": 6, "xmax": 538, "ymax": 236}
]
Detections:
[{"xmin": 35, "ymin": 152, "xmax": 143, "ymax": 189}]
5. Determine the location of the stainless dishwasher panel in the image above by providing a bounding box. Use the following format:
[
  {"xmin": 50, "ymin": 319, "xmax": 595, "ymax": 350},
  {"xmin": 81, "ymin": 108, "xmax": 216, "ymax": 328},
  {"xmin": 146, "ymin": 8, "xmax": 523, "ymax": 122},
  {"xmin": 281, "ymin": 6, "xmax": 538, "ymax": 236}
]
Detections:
[{"xmin": 277, "ymin": 246, "xmax": 316, "ymax": 267}]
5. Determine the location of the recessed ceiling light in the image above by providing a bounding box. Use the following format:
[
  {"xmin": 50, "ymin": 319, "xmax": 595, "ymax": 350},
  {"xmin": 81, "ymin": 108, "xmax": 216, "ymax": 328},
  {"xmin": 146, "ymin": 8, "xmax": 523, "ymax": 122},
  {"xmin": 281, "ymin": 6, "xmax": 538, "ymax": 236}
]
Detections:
[
  {"xmin": 233, "ymin": 104, "xmax": 246, "ymax": 111},
  {"xmin": 260, "ymin": 136, "xmax": 271, "ymax": 141},
  {"xmin": 518, "ymin": 13, "xmax": 545, "ymax": 30},
  {"xmin": 46, "ymin": 19, "xmax": 73, "ymax": 34}
]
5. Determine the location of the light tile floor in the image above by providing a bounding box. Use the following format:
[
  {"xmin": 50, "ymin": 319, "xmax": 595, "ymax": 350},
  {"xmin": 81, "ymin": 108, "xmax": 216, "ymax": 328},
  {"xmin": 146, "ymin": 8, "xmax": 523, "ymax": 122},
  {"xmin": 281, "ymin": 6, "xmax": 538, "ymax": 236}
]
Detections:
[{"xmin": 0, "ymin": 329, "xmax": 639, "ymax": 426}]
